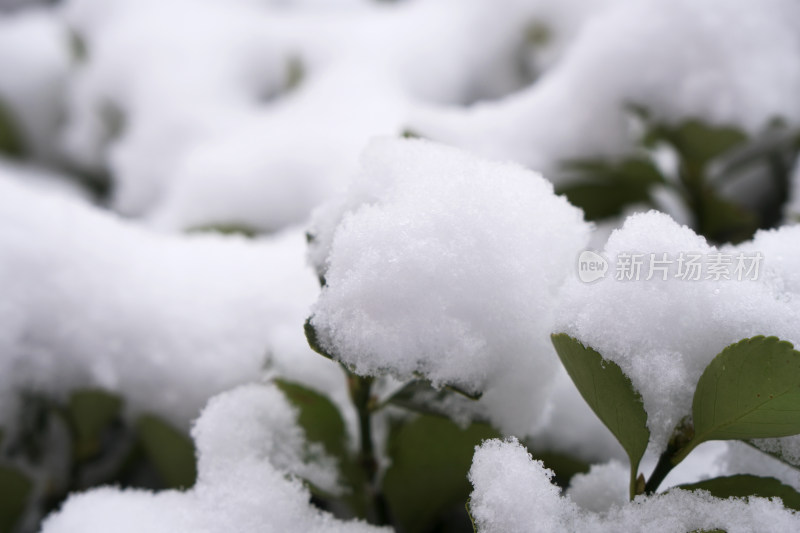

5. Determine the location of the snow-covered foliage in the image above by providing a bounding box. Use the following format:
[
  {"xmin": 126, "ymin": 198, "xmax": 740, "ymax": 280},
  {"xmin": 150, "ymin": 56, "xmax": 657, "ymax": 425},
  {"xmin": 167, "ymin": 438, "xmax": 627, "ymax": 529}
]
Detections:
[
  {"xmin": 58, "ymin": 0, "xmax": 545, "ymax": 227},
  {"xmin": 554, "ymin": 212, "xmax": 800, "ymax": 452},
  {"xmin": 469, "ymin": 439, "xmax": 800, "ymax": 533},
  {"xmin": 408, "ymin": 0, "xmax": 800, "ymax": 176},
  {"xmin": 40, "ymin": 384, "xmax": 385, "ymax": 533},
  {"xmin": 0, "ymin": 8, "xmax": 69, "ymax": 162},
  {"xmin": 1, "ymin": 0, "xmax": 800, "ymax": 531},
  {"xmin": 309, "ymin": 138, "xmax": 589, "ymax": 436},
  {"xmin": 0, "ymin": 171, "xmax": 344, "ymax": 432}
]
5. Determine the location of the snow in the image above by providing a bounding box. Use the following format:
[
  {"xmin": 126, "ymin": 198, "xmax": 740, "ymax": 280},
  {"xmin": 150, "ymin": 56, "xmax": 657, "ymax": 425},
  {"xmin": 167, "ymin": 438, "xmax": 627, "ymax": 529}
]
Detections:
[
  {"xmin": 408, "ymin": 0, "xmax": 800, "ymax": 177},
  {"xmin": 469, "ymin": 438, "xmax": 577, "ymax": 533},
  {"xmin": 148, "ymin": 63, "xmax": 410, "ymax": 233},
  {"xmin": 0, "ymin": 171, "xmax": 345, "ymax": 432},
  {"xmin": 40, "ymin": 384, "xmax": 386, "ymax": 533},
  {"xmin": 309, "ymin": 137, "xmax": 590, "ymax": 436},
  {"xmin": 0, "ymin": 157, "xmax": 89, "ymax": 200},
  {"xmin": 1, "ymin": 0, "xmax": 799, "ymax": 529},
  {"xmin": 718, "ymin": 442, "xmax": 800, "ymax": 495},
  {"xmin": 750, "ymin": 438, "xmax": 800, "ymax": 473},
  {"xmin": 469, "ymin": 438, "xmax": 800, "ymax": 533},
  {"xmin": 60, "ymin": 0, "xmax": 296, "ymax": 214},
  {"xmin": 566, "ymin": 460, "xmax": 629, "ymax": 513},
  {"xmin": 555, "ymin": 211, "xmax": 800, "ymax": 453},
  {"xmin": 58, "ymin": 0, "xmax": 549, "ymax": 230},
  {"xmin": 193, "ymin": 384, "xmax": 341, "ymax": 494},
  {"xmin": 0, "ymin": 7, "xmax": 70, "ymax": 162}
]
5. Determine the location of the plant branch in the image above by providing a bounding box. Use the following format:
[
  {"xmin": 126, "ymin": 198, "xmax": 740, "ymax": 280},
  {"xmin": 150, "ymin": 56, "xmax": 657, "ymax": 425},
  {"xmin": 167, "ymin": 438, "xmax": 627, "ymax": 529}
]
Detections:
[
  {"xmin": 644, "ymin": 419, "xmax": 696, "ymax": 495},
  {"xmin": 348, "ymin": 373, "xmax": 391, "ymax": 526}
]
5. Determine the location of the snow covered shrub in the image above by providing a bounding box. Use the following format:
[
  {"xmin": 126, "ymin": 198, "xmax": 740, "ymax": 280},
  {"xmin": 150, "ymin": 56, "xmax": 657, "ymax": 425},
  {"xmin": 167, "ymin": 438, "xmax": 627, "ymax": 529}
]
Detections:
[
  {"xmin": 2, "ymin": 0, "xmax": 800, "ymax": 531},
  {"xmin": 468, "ymin": 438, "xmax": 800, "ymax": 533},
  {"xmin": 307, "ymin": 137, "xmax": 590, "ymax": 436},
  {"xmin": 536, "ymin": 212, "xmax": 800, "ymax": 516},
  {"xmin": 299, "ymin": 137, "xmax": 603, "ymax": 528},
  {"xmin": 558, "ymin": 113, "xmax": 800, "ymax": 244},
  {"xmin": 449, "ymin": 212, "xmax": 800, "ymax": 531},
  {"xmin": 39, "ymin": 384, "xmax": 386, "ymax": 533},
  {"xmin": 308, "ymin": 142, "xmax": 800, "ymax": 531},
  {"xmin": 0, "ymin": 170, "xmax": 344, "ymax": 530}
]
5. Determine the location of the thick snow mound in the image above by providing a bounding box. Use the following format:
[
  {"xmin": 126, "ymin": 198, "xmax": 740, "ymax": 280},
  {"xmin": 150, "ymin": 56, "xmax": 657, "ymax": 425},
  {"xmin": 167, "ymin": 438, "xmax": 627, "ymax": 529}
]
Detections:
[
  {"xmin": 310, "ymin": 138, "xmax": 590, "ymax": 436},
  {"xmin": 556, "ymin": 212, "xmax": 800, "ymax": 452},
  {"xmin": 0, "ymin": 171, "xmax": 343, "ymax": 431}
]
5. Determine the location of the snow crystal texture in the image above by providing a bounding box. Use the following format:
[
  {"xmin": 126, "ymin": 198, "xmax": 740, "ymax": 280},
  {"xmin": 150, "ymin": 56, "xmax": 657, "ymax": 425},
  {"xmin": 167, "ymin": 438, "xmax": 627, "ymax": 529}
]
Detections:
[
  {"xmin": 469, "ymin": 438, "xmax": 800, "ymax": 533},
  {"xmin": 310, "ymin": 138, "xmax": 590, "ymax": 436},
  {"xmin": 556, "ymin": 212, "xmax": 800, "ymax": 452}
]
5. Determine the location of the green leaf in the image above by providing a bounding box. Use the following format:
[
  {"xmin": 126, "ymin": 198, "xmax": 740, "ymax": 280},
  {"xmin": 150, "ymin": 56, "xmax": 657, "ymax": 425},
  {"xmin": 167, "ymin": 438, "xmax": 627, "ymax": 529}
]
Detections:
[
  {"xmin": 557, "ymin": 181, "xmax": 648, "ymax": 220},
  {"xmin": 558, "ymin": 157, "xmax": 665, "ymax": 220},
  {"xmin": 274, "ymin": 379, "xmax": 348, "ymax": 460},
  {"xmin": 698, "ymin": 191, "xmax": 759, "ymax": 244},
  {"xmin": 444, "ymin": 384, "xmax": 483, "ymax": 401},
  {"xmin": 465, "ymin": 498, "xmax": 478, "ymax": 533},
  {"xmin": 645, "ymin": 119, "xmax": 747, "ymax": 170},
  {"xmin": 382, "ymin": 415, "xmax": 499, "ymax": 533},
  {"xmin": 524, "ymin": 20, "xmax": 552, "ymax": 47},
  {"xmin": 135, "ymin": 415, "xmax": 197, "ymax": 489},
  {"xmin": 713, "ymin": 126, "xmax": 800, "ymax": 180},
  {"xmin": 66, "ymin": 389, "xmax": 123, "ymax": 462},
  {"xmin": 384, "ymin": 380, "xmax": 452, "ymax": 417},
  {"xmin": 562, "ymin": 158, "xmax": 665, "ymax": 185},
  {"xmin": 0, "ymin": 465, "xmax": 31, "ymax": 533},
  {"xmin": 679, "ymin": 475, "xmax": 800, "ymax": 511},
  {"xmin": 691, "ymin": 336, "xmax": 800, "ymax": 444},
  {"xmin": 274, "ymin": 379, "xmax": 369, "ymax": 513},
  {"xmin": 0, "ymin": 99, "xmax": 24, "ymax": 158},
  {"xmin": 186, "ymin": 223, "xmax": 259, "ymax": 238},
  {"xmin": 551, "ymin": 333, "xmax": 649, "ymax": 492},
  {"xmin": 14, "ymin": 393, "xmax": 55, "ymax": 463},
  {"xmin": 745, "ymin": 440, "xmax": 800, "ymax": 472},
  {"xmin": 99, "ymin": 101, "xmax": 125, "ymax": 142},
  {"xmin": 304, "ymin": 318, "xmax": 334, "ymax": 360},
  {"xmin": 385, "ymin": 380, "xmax": 485, "ymax": 421},
  {"xmin": 709, "ymin": 124, "xmax": 800, "ymax": 234},
  {"xmin": 285, "ymin": 57, "xmax": 304, "ymax": 92},
  {"xmin": 69, "ymin": 29, "xmax": 88, "ymax": 63}
]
